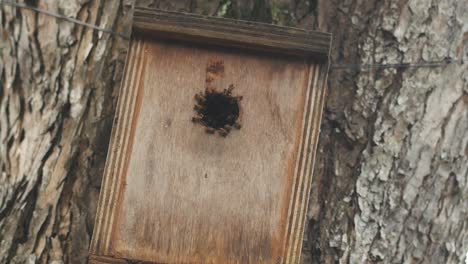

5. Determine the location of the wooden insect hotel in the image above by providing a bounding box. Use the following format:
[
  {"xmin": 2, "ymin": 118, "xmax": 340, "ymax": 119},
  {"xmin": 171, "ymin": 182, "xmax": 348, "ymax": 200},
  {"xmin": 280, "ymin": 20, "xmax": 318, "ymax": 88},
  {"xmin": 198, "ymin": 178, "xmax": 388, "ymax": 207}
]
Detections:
[{"xmin": 89, "ymin": 7, "xmax": 332, "ymax": 264}]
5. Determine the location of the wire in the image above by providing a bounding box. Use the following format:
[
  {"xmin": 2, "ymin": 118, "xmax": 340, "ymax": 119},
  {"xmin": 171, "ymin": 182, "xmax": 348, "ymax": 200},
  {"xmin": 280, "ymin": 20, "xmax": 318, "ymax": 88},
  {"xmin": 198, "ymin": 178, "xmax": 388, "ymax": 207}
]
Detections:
[
  {"xmin": 330, "ymin": 59, "xmax": 460, "ymax": 71},
  {"xmin": 0, "ymin": 0, "xmax": 130, "ymax": 40},
  {"xmin": 0, "ymin": 0, "xmax": 464, "ymax": 70}
]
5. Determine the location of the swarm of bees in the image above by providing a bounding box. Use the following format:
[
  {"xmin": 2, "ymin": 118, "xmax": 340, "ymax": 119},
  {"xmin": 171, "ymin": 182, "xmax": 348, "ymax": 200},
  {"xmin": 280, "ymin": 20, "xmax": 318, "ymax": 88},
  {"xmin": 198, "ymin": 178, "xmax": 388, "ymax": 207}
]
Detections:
[{"xmin": 192, "ymin": 84, "xmax": 242, "ymax": 137}]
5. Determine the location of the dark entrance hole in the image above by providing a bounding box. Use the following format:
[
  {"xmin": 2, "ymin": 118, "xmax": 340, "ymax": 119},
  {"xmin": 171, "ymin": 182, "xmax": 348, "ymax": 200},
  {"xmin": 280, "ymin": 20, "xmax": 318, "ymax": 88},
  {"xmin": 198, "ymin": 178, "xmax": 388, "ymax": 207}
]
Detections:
[
  {"xmin": 192, "ymin": 86, "xmax": 242, "ymax": 137},
  {"xmin": 200, "ymin": 92, "xmax": 239, "ymax": 128}
]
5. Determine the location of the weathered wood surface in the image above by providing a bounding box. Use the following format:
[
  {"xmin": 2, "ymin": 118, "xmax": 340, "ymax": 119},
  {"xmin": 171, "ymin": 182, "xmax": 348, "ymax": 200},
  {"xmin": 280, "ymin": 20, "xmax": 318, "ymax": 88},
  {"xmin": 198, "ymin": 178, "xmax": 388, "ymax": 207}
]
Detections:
[
  {"xmin": 90, "ymin": 32, "xmax": 329, "ymax": 263},
  {"xmin": 133, "ymin": 7, "xmax": 331, "ymax": 58}
]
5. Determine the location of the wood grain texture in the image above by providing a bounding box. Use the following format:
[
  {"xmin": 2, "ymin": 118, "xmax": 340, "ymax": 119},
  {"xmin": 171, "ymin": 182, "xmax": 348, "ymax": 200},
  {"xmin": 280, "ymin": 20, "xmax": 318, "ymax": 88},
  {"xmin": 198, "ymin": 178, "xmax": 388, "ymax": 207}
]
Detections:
[
  {"xmin": 90, "ymin": 32, "xmax": 329, "ymax": 263},
  {"xmin": 133, "ymin": 7, "xmax": 331, "ymax": 59},
  {"xmin": 115, "ymin": 39, "xmax": 307, "ymax": 263}
]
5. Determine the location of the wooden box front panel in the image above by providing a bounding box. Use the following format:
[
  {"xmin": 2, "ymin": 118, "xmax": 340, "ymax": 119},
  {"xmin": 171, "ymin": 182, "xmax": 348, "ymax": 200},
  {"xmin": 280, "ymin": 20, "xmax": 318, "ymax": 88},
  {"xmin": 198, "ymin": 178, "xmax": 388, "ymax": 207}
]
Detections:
[{"xmin": 90, "ymin": 34, "xmax": 328, "ymax": 264}]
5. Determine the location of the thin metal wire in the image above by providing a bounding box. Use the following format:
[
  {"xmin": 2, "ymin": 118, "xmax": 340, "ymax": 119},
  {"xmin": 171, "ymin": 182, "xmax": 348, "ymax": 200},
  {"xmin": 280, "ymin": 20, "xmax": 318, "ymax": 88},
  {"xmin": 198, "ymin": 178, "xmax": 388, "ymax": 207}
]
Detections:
[
  {"xmin": 330, "ymin": 59, "xmax": 460, "ymax": 71},
  {"xmin": 0, "ymin": 0, "xmax": 131, "ymax": 40},
  {"xmin": 0, "ymin": 0, "xmax": 464, "ymax": 70}
]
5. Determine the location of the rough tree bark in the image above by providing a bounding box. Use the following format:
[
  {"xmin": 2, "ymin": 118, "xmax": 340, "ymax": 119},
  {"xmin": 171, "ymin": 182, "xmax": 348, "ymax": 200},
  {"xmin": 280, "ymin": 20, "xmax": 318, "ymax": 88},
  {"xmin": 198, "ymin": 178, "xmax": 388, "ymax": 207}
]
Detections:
[{"xmin": 0, "ymin": 0, "xmax": 466, "ymax": 264}]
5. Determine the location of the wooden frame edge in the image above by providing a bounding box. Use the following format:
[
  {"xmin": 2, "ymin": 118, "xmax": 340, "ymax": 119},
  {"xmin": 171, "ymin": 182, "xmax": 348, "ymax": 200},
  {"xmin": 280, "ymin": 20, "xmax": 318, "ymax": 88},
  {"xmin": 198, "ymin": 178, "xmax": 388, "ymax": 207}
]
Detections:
[
  {"xmin": 281, "ymin": 61, "xmax": 329, "ymax": 264},
  {"xmin": 90, "ymin": 36, "xmax": 146, "ymax": 256},
  {"xmin": 133, "ymin": 7, "xmax": 331, "ymax": 59},
  {"xmin": 89, "ymin": 12, "xmax": 332, "ymax": 261}
]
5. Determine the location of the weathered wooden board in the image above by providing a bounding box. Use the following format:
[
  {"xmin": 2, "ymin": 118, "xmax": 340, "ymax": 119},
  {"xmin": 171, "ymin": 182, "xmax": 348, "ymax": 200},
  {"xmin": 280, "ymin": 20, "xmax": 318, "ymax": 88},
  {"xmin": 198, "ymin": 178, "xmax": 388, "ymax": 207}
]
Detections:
[
  {"xmin": 132, "ymin": 7, "xmax": 331, "ymax": 59},
  {"xmin": 90, "ymin": 8, "xmax": 330, "ymax": 264}
]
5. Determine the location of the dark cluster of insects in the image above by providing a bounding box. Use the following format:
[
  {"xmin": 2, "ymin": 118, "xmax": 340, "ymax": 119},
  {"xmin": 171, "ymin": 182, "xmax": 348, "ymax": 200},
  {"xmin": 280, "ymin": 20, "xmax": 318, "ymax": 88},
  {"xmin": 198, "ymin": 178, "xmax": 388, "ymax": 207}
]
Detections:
[{"xmin": 192, "ymin": 84, "xmax": 242, "ymax": 137}]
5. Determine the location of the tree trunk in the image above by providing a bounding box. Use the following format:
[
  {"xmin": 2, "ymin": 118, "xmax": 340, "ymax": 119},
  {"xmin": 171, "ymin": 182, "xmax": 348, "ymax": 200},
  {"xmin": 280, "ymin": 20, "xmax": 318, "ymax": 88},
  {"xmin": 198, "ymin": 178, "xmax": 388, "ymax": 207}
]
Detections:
[{"xmin": 0, "ymin": 0, "xmax": 466, "ymax": 264}]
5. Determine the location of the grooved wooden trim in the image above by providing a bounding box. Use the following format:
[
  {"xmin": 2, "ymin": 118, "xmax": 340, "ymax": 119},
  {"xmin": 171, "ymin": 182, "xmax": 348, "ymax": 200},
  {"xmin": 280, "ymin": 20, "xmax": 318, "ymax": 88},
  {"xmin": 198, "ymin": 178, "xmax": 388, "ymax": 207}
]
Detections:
[
  {"xmin": 90, "ymin": 36, "xmax": 146, "ymax": 256},
  {"xmin": 133, "ymin": 7, "xmax": 331, "ymax": 59},
  {"xmin": 283, "ymin": 62, "xmax": 329, "ymax": 263}
]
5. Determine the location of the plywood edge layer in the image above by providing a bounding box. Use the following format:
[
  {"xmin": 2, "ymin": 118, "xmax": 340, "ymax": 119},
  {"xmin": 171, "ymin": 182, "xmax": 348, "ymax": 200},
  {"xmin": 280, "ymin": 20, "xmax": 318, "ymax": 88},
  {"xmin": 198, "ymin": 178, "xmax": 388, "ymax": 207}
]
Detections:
[
  {"xmin": 133, "ymin": 7, "xmax": 331, "ymax": 58},
  {"xmin": 282, "ymin": 62, "xmax": 329, "ymax": 264}
]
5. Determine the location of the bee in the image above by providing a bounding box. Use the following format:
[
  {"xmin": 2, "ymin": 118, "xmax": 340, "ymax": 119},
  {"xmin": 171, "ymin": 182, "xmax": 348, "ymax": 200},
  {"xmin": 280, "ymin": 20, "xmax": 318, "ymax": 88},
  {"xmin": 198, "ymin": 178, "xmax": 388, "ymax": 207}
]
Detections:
[
  {"xmin": 224, "ymin": 84, "xmax": 235, "ymax": 95},
  {"xmin": 194, "ymin": 93, "xmax": 206, "ymax": 104},
  {"xmin": 218, "ymin": 127, "xmax": 229, "ymax": 137},
  {"xmin": 192, "ymin": 114, "xmax": 204, "ymax": 124},
  {"xmin": 193, "ymin": 104, "xmax": 204, "ymax": 112},
  {"xmin": 232, "ymin": 122, "xmax": 241, "ymax": 129},
  {"xmin": 205, "ymin": 127, "xmax": 216, "ymax": 134}
]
